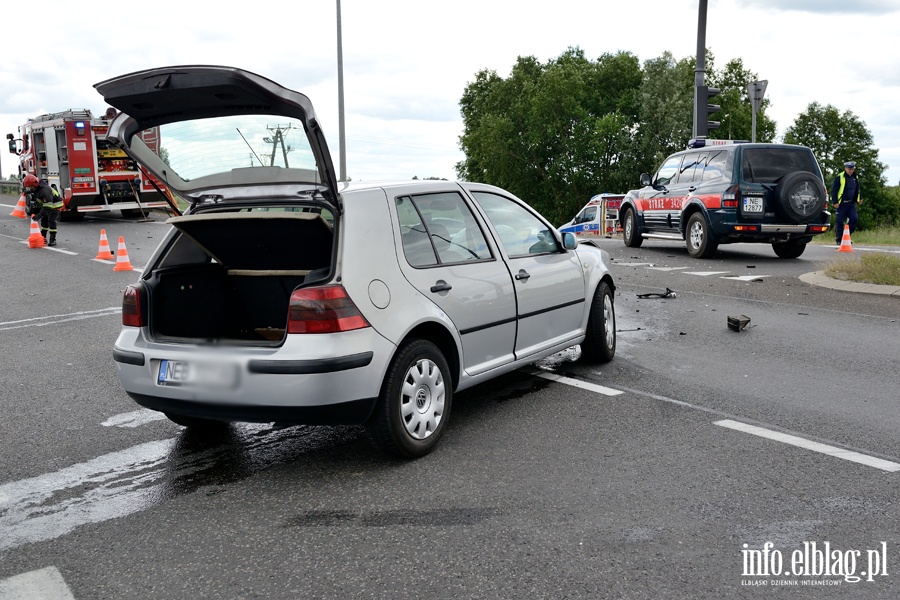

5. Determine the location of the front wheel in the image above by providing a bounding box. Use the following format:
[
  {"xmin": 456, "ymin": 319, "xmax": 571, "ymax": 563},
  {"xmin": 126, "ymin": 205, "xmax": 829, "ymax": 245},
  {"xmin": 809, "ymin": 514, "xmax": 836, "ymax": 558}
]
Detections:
[
  {"xmin": 622, "ymin": 207, "xmax": 643, "ymax": 248},
  {"xmin": 580, "ymin": 281, "xmax": 616, "ymax": 363},
  {"xmin": 686, "ymin": 213, "xmax": 718, "ymax": 258},
  {"xmin": 772, "ymin": 241, "xmax": 808, "ymax": 259},
  {"xmin": 366, "ymin": 339, "xmax": 452, "ymax": 458}
]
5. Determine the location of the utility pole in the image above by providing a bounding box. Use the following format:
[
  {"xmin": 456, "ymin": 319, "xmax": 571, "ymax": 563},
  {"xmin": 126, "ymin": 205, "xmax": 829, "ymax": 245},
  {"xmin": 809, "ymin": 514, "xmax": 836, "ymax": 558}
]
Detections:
[{"xmin": 336, "ymin": 0, "xmax": 347, "ymax": 182}]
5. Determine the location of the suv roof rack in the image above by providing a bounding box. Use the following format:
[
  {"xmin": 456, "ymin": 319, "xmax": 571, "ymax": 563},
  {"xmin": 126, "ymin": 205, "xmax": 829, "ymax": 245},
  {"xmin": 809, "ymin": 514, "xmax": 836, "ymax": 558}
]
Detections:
[{"xmin": 687, "ymin": 138, "xmax": 750, "ymax": 149}]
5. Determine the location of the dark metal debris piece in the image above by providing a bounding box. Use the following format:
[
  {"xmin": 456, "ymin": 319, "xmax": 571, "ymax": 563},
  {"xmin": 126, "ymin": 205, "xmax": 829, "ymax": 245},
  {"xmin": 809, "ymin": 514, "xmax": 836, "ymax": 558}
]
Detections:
[
  {"xmin": 727, "ymin": 315, "xmax": 751, "ymax": 332},
  {"xmin": 637, "ymin": 287, "xmax": 677, "ymax": 299}
]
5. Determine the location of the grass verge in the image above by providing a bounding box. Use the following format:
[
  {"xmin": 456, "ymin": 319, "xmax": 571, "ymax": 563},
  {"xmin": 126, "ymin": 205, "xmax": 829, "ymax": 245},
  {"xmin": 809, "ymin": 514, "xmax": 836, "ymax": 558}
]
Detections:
[
  {"xmin": 812, "ymin": 226, "xmax": 900, "ymax": 246},
  {"xmin": 825, "ymin": 252, "xmax": 900, "ymax": 286}
]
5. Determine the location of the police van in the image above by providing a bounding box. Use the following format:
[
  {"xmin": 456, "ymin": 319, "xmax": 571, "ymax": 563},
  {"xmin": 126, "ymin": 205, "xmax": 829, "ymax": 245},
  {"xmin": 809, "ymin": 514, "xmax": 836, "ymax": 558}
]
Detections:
[{"xmin": 559, "ymin": 193, "xmax": 625, "ymax": 239}]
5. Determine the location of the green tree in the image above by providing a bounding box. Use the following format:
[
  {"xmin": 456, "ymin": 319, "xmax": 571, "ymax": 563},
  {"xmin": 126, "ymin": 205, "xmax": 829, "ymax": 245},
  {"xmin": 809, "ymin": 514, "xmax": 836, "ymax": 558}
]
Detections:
[
  {"xmin": 784, "ymin": 103, "xmax": 898, "ymax": 228},
  {"xmin": 626, "ymin": 51, "xmax": 694, "ymax": 179},
  {"xmin": 457, "ymin": 47, "xmax": 789, "ymax": 224},
  {"xmin": 707, "ymin": 58, "xmax": 776, "ymax": 142},
  {"xmin": 457, "ymin": 47, "xmax": 641, "ymax": 224}
]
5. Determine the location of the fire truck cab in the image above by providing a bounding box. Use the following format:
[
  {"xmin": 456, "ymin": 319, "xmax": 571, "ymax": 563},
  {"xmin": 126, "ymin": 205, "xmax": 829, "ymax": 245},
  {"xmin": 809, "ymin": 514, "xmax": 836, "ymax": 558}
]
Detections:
[{"xmin": 7, "ymin": 108, "xmax": 171, "ymax": 219}]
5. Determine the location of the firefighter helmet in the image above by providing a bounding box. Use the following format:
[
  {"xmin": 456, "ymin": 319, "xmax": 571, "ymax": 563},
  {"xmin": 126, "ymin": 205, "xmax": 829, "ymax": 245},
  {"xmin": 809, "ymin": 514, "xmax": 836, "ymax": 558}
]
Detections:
[{"xmin": 23, "ymin": 174, "xmax": 40, "ymax": 188}]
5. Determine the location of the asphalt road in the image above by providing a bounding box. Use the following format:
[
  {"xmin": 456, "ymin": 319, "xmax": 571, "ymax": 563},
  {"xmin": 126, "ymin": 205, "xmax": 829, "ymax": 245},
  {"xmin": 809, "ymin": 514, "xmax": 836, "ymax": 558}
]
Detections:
[{"xmin": 1, "ymin": 196, "xmax": 899, "ymax": 599}]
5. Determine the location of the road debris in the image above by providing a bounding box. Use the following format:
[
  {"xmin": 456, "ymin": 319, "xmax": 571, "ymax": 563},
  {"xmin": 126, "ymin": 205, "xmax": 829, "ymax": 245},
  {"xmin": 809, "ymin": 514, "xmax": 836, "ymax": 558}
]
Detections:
[
  {"xmin": 636, "ymin": 288, "xmax": 677, "ymax": 299},
  {"xmin": 727, "ymin": 315, "xmax": 751, "ymax": 332}
]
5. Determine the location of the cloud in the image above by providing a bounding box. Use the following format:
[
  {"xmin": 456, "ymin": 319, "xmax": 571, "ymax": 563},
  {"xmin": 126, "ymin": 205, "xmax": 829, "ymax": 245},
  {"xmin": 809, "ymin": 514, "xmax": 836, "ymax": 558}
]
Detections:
[{"xmin": 740, "ymin": 0, "xmax": 899, "ymax": 15}]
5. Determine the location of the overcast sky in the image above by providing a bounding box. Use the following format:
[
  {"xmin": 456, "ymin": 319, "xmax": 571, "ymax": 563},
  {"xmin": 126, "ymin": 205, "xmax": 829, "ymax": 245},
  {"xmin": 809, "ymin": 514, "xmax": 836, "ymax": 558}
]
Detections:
[{"xmin": 2, "ymin": 0, "xmax": 898, "ymax": 189}]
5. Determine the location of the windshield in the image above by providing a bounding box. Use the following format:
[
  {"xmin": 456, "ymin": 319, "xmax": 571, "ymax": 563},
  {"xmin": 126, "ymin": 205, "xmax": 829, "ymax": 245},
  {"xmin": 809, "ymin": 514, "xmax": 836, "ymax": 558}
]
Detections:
[
  {"xmin": 138, "ymin": 114, "xmax": 320, "ymax": 184},
  {"xmin": 742, "ymin": 148, "xmax": 821, "ymax": 183}
]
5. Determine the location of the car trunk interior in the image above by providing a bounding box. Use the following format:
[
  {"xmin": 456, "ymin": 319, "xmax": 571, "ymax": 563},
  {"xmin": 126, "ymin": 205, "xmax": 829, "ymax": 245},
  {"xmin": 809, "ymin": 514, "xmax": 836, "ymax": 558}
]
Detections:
[{"xmin": 147, "ymin": 211, "xmax": 333, "ymax": 344}]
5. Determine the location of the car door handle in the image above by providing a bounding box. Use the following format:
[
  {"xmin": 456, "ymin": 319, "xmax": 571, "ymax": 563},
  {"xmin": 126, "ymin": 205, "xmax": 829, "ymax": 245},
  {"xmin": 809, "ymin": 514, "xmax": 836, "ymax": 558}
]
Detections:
[
  {"xmin": 430, "ymin": 280, "xmax": 452, "ymax": 293},
  {"xmin": 515, "ymin": 270, "xmax": 530, "ymax": 281}
]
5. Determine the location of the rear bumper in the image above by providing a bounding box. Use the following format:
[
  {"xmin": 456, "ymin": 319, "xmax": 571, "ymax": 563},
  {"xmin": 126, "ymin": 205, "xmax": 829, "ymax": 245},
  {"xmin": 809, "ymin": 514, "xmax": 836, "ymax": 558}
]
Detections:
[
  {"xmin": 112, "ymin": 326, "xmax": 394, "ymax": 425},
  {"xmin": 710, "ymin": 214, "xmax": 830, "ymax": 243},
  {"xmin": 126, "ymin": 392, "xmax": 377, "ymax": 425}
]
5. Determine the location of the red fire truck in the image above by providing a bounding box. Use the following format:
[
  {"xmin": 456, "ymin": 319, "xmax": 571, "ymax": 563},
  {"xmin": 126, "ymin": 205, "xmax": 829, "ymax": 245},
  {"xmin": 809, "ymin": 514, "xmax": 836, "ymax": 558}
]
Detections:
[{"xmin": 6, "ymin": 108, "xmax": 174, "ymax": 219}]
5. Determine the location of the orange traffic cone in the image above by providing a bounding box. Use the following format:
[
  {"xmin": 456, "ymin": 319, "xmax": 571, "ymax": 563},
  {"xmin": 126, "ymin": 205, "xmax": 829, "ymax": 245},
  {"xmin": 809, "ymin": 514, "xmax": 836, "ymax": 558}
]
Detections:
[
  {"xmin": 95, "ymin": 229, "xmax": 114, "ymax": 259},
  {"xmin": 113, "ymin": 236, "xmax": 135, "ymax": 271},
  {"xmin": 836, "ymin": 224, "xmax": 853, "ymax": 253},
  {"xmin": 27, "ymin": 220, "xmax": 46, "ymax": 248},
  {"xmin": 10, "ymin": 194, "xmax": 28, "ymax": 218}
]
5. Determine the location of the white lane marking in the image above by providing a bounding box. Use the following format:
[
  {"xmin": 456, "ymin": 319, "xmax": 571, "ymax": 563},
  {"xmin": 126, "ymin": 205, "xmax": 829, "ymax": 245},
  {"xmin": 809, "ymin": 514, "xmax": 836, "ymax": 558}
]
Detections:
[
  {"xmin": 612, "ymin": 262, "xmax": 654, "ymax": 267},
  {"xmin": 102, "ymin": 409, "xmax": 168, "ymax": 428},
  {"xmin": 715, "ymin": 419, "xmax": 900, "ymax": 472},
  {"xmin": 0, "ymin": 439, "xmax": 177, "ymax": 553},
  {"xmin": 647, "ymin": 266, "xmax": 689, "ymax": 271},
  {"xmin": 16, "ymin": 240, "xmax": 78, "ymax": 255},
  {"xmin": 533, "ymin": 371, "xmax": 623, "ymax": 396},
  {"xmin": 0, "ymin": 307, "xmax": 120, "ymax": 331},
  {"xmin": 722, "ymin": 275, "xmax": 769, "ymax": 281},
  {"xmin": 685, "ymin": 271, "xmax": 730, "ymax": 276},
  {"xmin": 0, "ymin": 567, "xmax": 76, "ymax": 600}
]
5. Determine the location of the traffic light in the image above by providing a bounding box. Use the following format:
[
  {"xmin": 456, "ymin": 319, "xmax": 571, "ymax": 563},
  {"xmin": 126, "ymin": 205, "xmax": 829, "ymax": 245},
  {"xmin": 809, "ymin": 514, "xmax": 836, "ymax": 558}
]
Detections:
[{"xmin": 694, "ymin": 85, "xmax": 721, "ymax": 137}]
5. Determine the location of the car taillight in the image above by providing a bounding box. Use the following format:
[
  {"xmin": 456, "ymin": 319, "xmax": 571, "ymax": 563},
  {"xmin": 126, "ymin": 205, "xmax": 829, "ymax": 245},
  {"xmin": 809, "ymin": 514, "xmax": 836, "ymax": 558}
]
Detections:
[
  {"xmin": 287, "ymin": 285, "xmax": 370, "ymax": 334},
  {"xmin": 122, "ymin": 284, "xmax": 145, "ymax": 327},
  {"xmin": 722, "ymin": 185, "xmax": 740, "ymax": 208}
]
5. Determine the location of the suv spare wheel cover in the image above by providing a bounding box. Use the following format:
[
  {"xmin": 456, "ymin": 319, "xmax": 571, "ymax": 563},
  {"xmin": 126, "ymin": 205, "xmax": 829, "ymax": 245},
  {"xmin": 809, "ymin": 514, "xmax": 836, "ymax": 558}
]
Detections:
[{"xmin": 774, "ymin": 172, "xmax": 827, "ymax": 223}]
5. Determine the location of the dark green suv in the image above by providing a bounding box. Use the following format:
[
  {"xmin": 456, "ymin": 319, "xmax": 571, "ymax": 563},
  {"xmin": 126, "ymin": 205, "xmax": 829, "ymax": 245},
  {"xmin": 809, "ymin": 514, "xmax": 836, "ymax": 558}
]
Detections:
[{"xmin": 620, "ymin": 139, "xmax": 830, "ymax": 258}]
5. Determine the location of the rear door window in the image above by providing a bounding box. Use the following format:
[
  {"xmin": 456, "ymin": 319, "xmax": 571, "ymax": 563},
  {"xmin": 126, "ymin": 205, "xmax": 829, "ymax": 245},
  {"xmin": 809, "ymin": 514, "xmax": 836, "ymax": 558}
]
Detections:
[
  {"xmin": 703, "ymin": 150, "xmax": 728, "ymax": 181},
  {"xmin": 742, "ymin": 148, "xmax": 820, "ymax": 183},
  {"xmin": 396, "ymin": 192, "xmax": 492, "ymax": 267},
  {"xmin": 676, "ymin": 152, "xmax": 708, "ymax": 184}
]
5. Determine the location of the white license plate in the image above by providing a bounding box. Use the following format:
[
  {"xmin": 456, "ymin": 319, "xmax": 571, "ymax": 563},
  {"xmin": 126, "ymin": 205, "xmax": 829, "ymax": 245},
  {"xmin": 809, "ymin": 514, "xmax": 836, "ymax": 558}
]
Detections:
[
  {"xmin": 157, "ymin": 359, "xmax": 238, "ymax": 389},
  {"xmin": 743, "ymin": 197, "xmax": 764, "ymax": 213}
]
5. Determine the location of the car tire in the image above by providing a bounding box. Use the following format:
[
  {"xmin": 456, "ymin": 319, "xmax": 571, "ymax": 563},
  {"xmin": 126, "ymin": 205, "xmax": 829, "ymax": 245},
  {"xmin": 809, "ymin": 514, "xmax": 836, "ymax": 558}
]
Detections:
[
  {"xmin": 580, "ymin": 281, "xmax": 616, "ymax": 363},
  {"xmin": 622, "ymin": 207, "xmax": 643, "ymax": 248},
  {"xmin": 772, "ymin": 241, "xmax": 808, "ymax": 259},
  {"xmin": 775, "ymin": 172, "xmax": 827, "ymax": 223},
  {"xmin": 366, "ymin": 339, "xmax": 452, "ymax": 459},
  {"xmin": 686, "ymin": 213, "xmax": 718, "ymax": 259}
]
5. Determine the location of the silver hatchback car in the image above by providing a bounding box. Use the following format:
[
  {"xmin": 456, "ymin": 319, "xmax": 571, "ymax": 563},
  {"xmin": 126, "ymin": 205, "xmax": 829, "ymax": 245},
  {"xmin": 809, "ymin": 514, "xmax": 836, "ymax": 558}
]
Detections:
[{"xmin": 100, "ymin": 66, "xmax": 616, "ymax": 458}]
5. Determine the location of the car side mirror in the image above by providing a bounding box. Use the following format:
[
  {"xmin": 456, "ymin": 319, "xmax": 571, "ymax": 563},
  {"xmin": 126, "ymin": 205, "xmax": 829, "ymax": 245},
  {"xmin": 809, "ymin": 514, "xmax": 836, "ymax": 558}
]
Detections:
[
  {"xmin": 640, "ymin": 173, "xmax": 652, "ymax": 187},
  {"xmin": 8, "ymin": 139, "xmax": 18, "ymax": 154},
  {"xmin": 562, "ymin": 232, "xmax": 577, "ymax": 250}
]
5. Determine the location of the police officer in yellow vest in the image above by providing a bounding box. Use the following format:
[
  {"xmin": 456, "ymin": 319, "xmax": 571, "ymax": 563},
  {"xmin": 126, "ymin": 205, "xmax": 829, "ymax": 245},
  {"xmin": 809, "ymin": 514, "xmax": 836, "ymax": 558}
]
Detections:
[
  {"xmin": 23, "ymin": 174, "xmax": 64, "ymax": 246},
  {"xmin": 830, "ymin": 161, "xmax": 862, "ymax": 245}
]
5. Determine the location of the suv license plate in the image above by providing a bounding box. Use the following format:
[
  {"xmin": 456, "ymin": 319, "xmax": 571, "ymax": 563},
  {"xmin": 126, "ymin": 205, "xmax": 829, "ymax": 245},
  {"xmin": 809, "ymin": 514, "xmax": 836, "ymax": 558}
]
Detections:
[
  {"xmin": 157, "ymin": 359, "xmax": 238, "ymax": 389},
  {"xmin": 743, "ymin": 197, "xmax": 764, "ymax": 213}
]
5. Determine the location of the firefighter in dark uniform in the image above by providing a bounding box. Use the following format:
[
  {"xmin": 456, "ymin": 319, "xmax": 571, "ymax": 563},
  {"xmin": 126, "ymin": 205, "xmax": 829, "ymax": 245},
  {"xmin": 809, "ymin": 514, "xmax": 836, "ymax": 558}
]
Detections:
[
  {"xmin": 830, "ymin": 161, "xmax": 862, "ymax": 245},
  {"xmin": 23, "ymin": 174, "xmax": 63, "ymax": 246}
]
